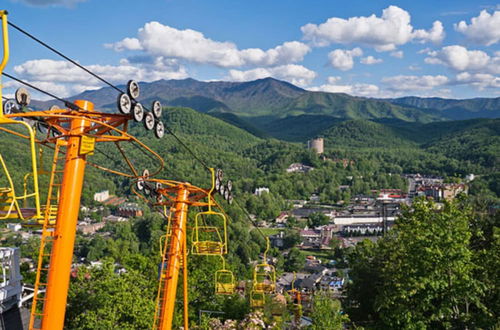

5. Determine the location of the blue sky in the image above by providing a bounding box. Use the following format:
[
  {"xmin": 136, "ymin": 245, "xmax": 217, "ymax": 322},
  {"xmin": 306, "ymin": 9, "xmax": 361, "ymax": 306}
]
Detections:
[{"xmin": 2, "ymin": 0, "xmax": 499, "ymax": 99}]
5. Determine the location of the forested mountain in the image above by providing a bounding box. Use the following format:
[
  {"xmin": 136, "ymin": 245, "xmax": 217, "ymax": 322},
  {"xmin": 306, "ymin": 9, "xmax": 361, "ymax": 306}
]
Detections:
[
  {"xmin": 30, "ymin": 78, "xmax": 500, "ymax": 142},
  {"xmin": 388, "ymin": 96, "xmax": 500, "ymax": 120}
]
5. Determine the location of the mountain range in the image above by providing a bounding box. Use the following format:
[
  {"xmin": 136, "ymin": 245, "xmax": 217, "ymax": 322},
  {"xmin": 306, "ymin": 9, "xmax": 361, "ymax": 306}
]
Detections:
[{"xmin": 31, "ymin": 77, "xmax": 500, "ymax": 142}]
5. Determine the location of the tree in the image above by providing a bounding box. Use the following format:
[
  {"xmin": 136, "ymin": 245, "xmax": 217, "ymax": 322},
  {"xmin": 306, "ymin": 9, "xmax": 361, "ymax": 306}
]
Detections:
[
  {"xmin": 283, "ymin": 229, "xmax": 301, "ymax": 249},
  {"xmin": 284, "ymin": 248, "xmax": 305, "ymax": 272},
  {"xmin": 346, "ymin": 198, "xmax": 487, "ymax": 329},
  {"xmin": 65, "ymin": 260, "xmax": 155, "ymax": 329},
  {"xmin": 308, "ymin": 212, "xmax": 329, "ymax": 227},
  {"xmin": 309, "ymin": 291, "xmax": 348, "ymax": 329}
]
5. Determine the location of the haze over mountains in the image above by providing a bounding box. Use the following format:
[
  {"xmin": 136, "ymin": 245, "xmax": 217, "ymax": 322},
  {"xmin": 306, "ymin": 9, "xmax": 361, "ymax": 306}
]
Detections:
[{"xmin": 32, "ymin": 77, "xmax": 500, "ymax": 141}]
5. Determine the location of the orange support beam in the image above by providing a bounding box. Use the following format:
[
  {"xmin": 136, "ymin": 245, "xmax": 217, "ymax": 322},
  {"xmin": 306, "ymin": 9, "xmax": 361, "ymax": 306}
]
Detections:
[
  {"xmin": 158, "ymin": 186, "xmax": 190, "ymax": 330},
  {"xmin": 41, "ymin": 100, "xmax": 93, "ymax": 330}
]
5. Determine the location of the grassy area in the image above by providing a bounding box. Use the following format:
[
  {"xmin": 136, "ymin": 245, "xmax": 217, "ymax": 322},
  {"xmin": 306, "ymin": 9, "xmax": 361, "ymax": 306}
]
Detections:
[
  {"xmin": 299, "ymin": 249, "xmax": 332, "ymax": 259},
  {"xmin": 255, "ymin": 227, "xmax": 282, "ymax": 236}
]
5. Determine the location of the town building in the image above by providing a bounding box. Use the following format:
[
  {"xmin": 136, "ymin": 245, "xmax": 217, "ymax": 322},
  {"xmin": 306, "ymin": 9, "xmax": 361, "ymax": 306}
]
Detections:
[
  {"xmin": 254, "ymin": 187, "xmax": 270, "ymax": 196},
  {"xmin": 93, "ymin": 190, "xmax": 109, "ymax": 202},
  {"xmin": 286, "ymin": 163, "xmax": 314, "ymax": 173}
]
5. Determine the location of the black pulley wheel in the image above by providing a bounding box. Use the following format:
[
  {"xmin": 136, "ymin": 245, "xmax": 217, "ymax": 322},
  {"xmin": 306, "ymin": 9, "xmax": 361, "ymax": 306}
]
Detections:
[
  {"xmin": 15, "ymin": 87, "xmax": 31, "ymax": 106},
  {"xmin": 117, "ymin": 93, "xmax": 132, "ymax": 114},
  {"xmin": 133, "ymin": 103, "xmax": 144, "ymax": 122},
  {"xmin": 152, "ymin": 100, "xmax": 162, "ymax": 119},
  {"xmin": 144, "ymin": 112, "xmax": 155, "ymax": 130},
  {"xmin": 127, "ymin": 80, "xmax": 140, "ymax": 99},
  {"xmin": 3, "ymin": 100, "xmax": 18, "ymax": 115},
  {"xmin": 155, "ymin": 121, "xmax": 165, "ymax": 139}
]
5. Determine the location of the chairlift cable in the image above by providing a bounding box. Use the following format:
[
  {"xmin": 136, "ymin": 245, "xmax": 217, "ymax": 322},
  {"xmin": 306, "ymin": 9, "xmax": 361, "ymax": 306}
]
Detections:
[
  {"xmin": 2, "ymin": 72, "xmax": 80, "ymax": 110},
  {"xmin": 4, "ymin": 19, "xmax": 123, "ymax": 94}
]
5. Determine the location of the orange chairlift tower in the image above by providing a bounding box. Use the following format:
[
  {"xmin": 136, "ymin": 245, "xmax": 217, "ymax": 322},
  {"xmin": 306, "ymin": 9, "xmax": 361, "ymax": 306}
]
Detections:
[
  {"xmin": 133, "ymin": 168, "xmax": 234, "ymax": 330},
  {"xmin": 0, "ymin": 11, "xmax": 165, "ymax": 329}
]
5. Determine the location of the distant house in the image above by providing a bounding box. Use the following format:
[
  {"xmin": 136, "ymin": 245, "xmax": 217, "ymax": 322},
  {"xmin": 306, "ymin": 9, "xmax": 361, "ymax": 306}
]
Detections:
[
  {"xmin": 275, "ymin": 212, "xmax": 289, "ymax": 224},
  {"xmin": 416, "ymin": 183, "xmax": 467, "ymax": 201},
  {"xmin": 286, "ymin": 163, "xmax": 314, "ymax": 173},
  {"xmin": 116, "ymin": 203, "xmax": 143, "ymax": 218},
  {"xmin": 77, "ymin": 222, "xmax": 105, "ymax": 235},
  {"xmin": 254, "ymin": 187, "xmax": 270, "ymax": 196},
  {"xmin": 103, "ymin": 215, "xmax": 127, "ymax": 223},
  {"xmin": 93, "ymin": 190, "xmax": 109, "ymax": 202}
]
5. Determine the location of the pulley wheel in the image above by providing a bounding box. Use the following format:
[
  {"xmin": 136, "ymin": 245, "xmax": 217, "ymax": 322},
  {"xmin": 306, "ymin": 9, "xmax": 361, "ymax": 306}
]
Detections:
[
  {"xmin": 155, "ymin": 121, "xmax": 165, "ymax": 139},
  {"xmin": 117, "ymin": 93, "xmax": 132, "ymax": 114},
  {"xmin": 127, "ymin": 80, "xmax": 140, "ymax": 99},
  {"xmin": 133, "ymin": 103, "xmax": 144, "ymax": 122},
  {"xmin": 144, "ymin": 112, "xmax": 155, "ymax": 130},
  {"xmin": 15, "ymin": 87, "xmax": 31, "ymax": 106},
  {"xmin": 152, "ymin": 100, "xmax": 162, "ymax": 119}
]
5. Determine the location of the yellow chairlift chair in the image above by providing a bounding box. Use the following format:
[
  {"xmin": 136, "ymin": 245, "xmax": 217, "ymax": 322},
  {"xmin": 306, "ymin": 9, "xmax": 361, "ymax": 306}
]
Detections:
[
  {"xmin": 252, "ymin": 237, "xmax": 276, "ymax": 293},
  {"xmin": 215, "ymin": 256, "xmax": 235, "ymax": 295},
  {"xmin": 192, "ymin": 168, "xmax": 227, "ymax": 256},
  {"xmin": 250, "ymin": 290, "xmax": 265, "ymax": 308},
  {"xmin": 0, "ymin": 113, "xmax": 42, "ymax": 222}
]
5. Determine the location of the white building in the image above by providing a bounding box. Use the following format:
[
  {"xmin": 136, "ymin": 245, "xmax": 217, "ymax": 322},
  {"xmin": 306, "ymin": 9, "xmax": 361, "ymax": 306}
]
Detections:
[
  {"xmin": 254, "ymin": 187, "xmax": 270, "ymax": 196},
  {"xmin": 93, "ymin": 190, "xmax": 109, "ymax": 202}
]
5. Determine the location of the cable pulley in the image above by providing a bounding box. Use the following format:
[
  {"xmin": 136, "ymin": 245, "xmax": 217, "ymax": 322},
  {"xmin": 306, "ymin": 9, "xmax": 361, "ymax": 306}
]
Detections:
[
  {"xmin": 144, "ymin": 112, "xmax": 155, "ymax": 130},
  {"xmin": 3, "ymin": 99, "xmax": 18, "ymax": 114},
  {"xmin": 117, "ymin": 93, "xmax": 132, "ymax": 114},
  {"xmin": 127, "ymin": 80, "xmax": 140, "ymax": 99},
  {"xmin": 155, "ymin": 121, "xmax": 165, "ymax": 139},
  {"xmin": 152, "ymin": 100, "xmax": 162, "ymax": 119},
  {"xmin": 132, "ymin": 103, "xmax": 144, "ymax": 122},
  {"xmin": 15, "ymin": 87, "xmax": 31, "ymax": 106}
]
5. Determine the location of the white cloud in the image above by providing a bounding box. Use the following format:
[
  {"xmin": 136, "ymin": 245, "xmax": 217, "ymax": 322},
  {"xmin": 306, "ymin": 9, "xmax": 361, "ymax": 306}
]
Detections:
[
  {"xmin": 390, "ymin": 50, "xmax": 404, "ymax": 58},
  {"xmin": 382, "ymin": 74, "xmax": 449, "ymax": 91},
  {"xmin": 10, "ymin": 58, "xmax": 188, "ymax": 97},
  {"xmin": 106, "ymin": 37, "xmax": 143, "ymax": 52},
  {"xmin": 328, "ymin": 48, "xmax": 363, "ymax": 71},
  {"xmin": 455, "ymin": 72, "xmax": 500, "ymax": 89},
  {"xmin": 308, "ymin": 76, "xmax": 380, "ymax": 97},
  {"xmin": 227, "ymin": 64, "xmax": 317, "ymax": 87},
  {"xmin": 106, "ymin": 22, "xmax": 311, "ymax": 68},
  {"xmin": 408, "ymin": 65, "xmax": 421, "ymax": 71},
  {"xmin": 301, "ymin": 6, "xmax": 444, "ymax": 51},
  {"xmin": 413, "ymin": 21, "xmax": 445, "ymax": 44},
  {"xmin": 10, "ymin": 0, "xmax": 87, "ymax": 7},
  {"xmin": 425, "ymin": 45, "xmax": 500, "ymax": 74},
  {"xmin": 455, "ymin": 10, "xmax": 500, "ymax": 45},
  {"xmin": 360, "ymin": 56, "xmax": 383, "ymax": 65}
]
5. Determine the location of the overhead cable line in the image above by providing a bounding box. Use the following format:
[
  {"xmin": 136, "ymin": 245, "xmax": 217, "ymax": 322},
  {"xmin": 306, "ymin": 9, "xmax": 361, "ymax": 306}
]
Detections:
[
  {"xmin": 6, "ymin": 19, "xmax": 211, "ymax": 173},
  {"xmin": 4, "ymin": 19, "xmax": 123, "ymax": 94},
  {"xmin": 2, "ymin": 72, "xmax": 79, "ymax": 110}
]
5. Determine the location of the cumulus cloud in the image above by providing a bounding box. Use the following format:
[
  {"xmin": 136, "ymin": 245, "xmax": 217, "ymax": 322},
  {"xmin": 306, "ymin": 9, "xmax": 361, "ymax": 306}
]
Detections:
[
  {"xmin": 382, "ymin": 74, "xmax": 449, "ymax": 91},
  {"xmin": 328, "ymin": 48, "xmax": 363, "ymax": 71},
  {"xmin": 11, "ymin": 58, "xmax": 188, "ymax": 97},
  {"xmin": 301, "ymin": 6, "xmax": 444, "ymax": 51},
  {"xmin": 105, "ymin": 22, "xmax": 311, "ymax": 68},
  {"xmin": 390, "ymin": 51, "xmax": 404, "ymax": 58},
  {"xmin": 455, "ymin": 72, "xmax": 500, "ymax": 89},
  {"xmin": 360, "ymin": 56, "xmax": 383, "ymax": 65},
  {"xmin": 455, "ymin": 10, "xmax": 500, "ymax": 45},
  {"xmin": 425, "ymin": 45, "xmax": 500, "ymax": 74},
  {"xmin": 308, "ymin": 76, "xmax": 380, "ymax": 97},
  {"xmin": 227, "ymin": 64, "xmax": 317, "ymax": 87},
  {"xmin": 10, "ymin": 0, "xmax": 87, "ymax": 7}
]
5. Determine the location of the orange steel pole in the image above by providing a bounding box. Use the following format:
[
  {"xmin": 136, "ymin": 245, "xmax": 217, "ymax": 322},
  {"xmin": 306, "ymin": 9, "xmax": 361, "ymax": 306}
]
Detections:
[
  {"xmin": 158, "ymin": 186, "xmax": 190, "ymax": 330},
  {"xmin": 41, "ymin": 100, "xmax": 93, "ymax": 330},
  {"xmin": 182, "ymin": 227, "xmax": 189, "ymax": 330}
]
